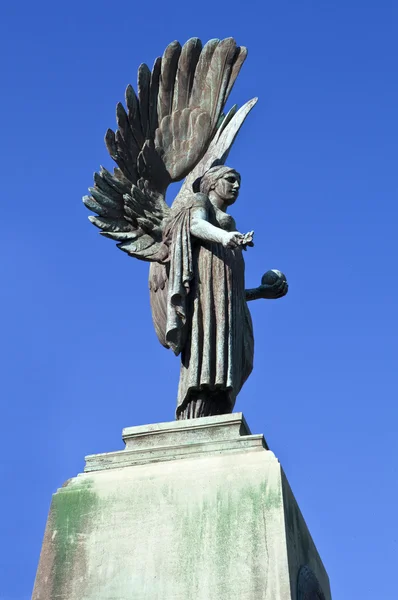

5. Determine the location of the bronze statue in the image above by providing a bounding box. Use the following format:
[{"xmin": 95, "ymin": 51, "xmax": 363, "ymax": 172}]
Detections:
[{"xmin": 83, "ymin": 38, "xmax": 288, "ymax": 419}]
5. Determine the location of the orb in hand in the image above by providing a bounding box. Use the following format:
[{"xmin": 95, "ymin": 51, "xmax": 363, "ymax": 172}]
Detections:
[{"xmin": 261, "ymin": 269, "xmax": 287, "ymax": 286}]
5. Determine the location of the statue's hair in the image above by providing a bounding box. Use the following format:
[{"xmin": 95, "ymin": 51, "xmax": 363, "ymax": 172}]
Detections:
[{"xmin": 199, "ymin": 166, "xmax": 240, "ymax": 196}]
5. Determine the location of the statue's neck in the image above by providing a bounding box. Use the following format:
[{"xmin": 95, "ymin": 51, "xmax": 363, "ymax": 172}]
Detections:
[{"xmin": 208, "ymin": 193, "xmax": 227, "ymax": 213}]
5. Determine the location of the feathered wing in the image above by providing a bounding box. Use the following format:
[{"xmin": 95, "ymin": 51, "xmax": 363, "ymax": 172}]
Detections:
[
  {"xmin": 84, "ymin": 37, "xmax": 249, "ymax": 263},
  {"xmin": 154, "ymin": 37, "xmax": 247, "ymax": 182},
  {"xmin": 172, "ymin": 97, "xmax": 258, "ymax": 207},
  {"xmin": 83, "ymin": 53, "xmax": 172, "ymax": 262},
  {"xmin": 83, "ymin": 168, "xmax": 170, "ymax": 262}
]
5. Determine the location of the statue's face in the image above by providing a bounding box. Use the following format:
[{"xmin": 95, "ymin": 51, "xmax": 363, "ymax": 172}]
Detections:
[{"xmin": 213, "ymin": 172, "xmax": 241, "ymax": 205}]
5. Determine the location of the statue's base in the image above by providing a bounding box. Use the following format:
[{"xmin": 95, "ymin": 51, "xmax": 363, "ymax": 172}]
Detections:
[{"xmin": 33, "ymin": 414, "xmax": 331, "ymax": 599}]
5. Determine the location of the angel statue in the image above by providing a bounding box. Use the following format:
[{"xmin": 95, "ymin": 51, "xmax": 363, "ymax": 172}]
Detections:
[{"xmin": 84, "ymin": 37, "xmax": 288, "ymax": 420}]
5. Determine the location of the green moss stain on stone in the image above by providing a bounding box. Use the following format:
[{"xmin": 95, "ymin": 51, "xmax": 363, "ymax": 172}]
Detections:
[
  {"xmin": 177, "ymin": 475, "xmax": 282, "ymax": 598},
  {"xmin": 212, "ymin": 489, "xmax": 235, "ymax": 586},
  {"xmin": 50, "ymin": 478, "xmax": 98, "ymax": 597},
  {"xmin": 265, "ymin": 486, "xmax": 283, "ymax": 511}
]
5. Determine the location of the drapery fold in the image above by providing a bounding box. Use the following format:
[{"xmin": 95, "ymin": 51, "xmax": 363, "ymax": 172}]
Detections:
[{"xmin": 149, "ymin": 195, "xmax": 254, "ymax": 416}]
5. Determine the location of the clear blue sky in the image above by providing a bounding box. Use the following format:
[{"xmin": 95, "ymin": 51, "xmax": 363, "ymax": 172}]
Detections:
[{"xmin": 1, "ymin": 1, "xmax": 397, "ymax": 598}]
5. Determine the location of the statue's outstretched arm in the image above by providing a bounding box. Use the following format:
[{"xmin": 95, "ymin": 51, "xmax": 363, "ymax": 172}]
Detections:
[
  {"xmin": 191, "ymin": 207, "xmax": 254, "ymax": 249},
  {"xmin": 190, "ymin": 207, "xmax": 228, "ymax": 245},
  {"xmin": 245, "ymin": 287, "xmax": 264, "ymax": 301},
  {"xmin": 246, "ymin": 270, "xmax": 288, "ymax": 301}
]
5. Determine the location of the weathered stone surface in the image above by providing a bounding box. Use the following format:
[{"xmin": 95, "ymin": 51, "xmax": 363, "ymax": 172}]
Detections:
[
  {"xmin": 85, "ymin": 412, "xmax": 266, "ymax": 471},
  {"xmin": 33, "ymin": 414, "xmax": 331, "ymax": 599}
]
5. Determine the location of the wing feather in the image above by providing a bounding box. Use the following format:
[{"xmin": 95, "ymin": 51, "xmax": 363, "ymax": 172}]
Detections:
[
  {"xmin": 201, "ymin": 37, "xmax": 238, "ymax": 131},
  {"xmin": 112, "ymin": 167, "xmax": 132, "ymax": 187},
  {"xmin": 93, "ymin": 170, "xmax": 126, "ymax": 204},
  {"xmin": 88, "ymin": 215, "xmax": 131, "ymax": 233},
  {"xmin": 104, "ymin": 128, "xmax": 118, "ymax": 161},
  {"xmin": 224, "ymin": 46, "xmax": 248, "ymax": 103},
  {"xmin": 101, "ymin": 230, "xmax": 139, "ymax": 241},
  {"xmin": 158, "ymin": 41, "xmax": 182, "ymax": 123},
  {"xmin": 189, "ymin": 39, "xmax": 219, "ymax": 109},
  {"xmin": 149, "ymin": 57, "xmax": 161, "ymax": 138},
  {"xmin": 125, "ymin": 84, "xmax": 145, "ymax": 148},
  {"xmin": 83, "ymin": 195, "xmax": 109, "ymax": 217},
  {"xmin": 155, "ymin": 108, "xmax": 211, "ymax": 181},
  {"xmin": 99, "ymin": 167, "xmax": 130, "ymax": 195},
  {"xmin": 214, "ymin": 104, "xmax": 237, "ymax": 142},
  {"xmin": 117, "ymin": 235, "xmax": 168, "ymax": 262},
  {"xmin": 105, "ymin": 128, "xmax": 136, "ymax": 182},
  {"xmin": 116, "ymin": 102, "xmax": 140, "ymax": 170},
  {"xmin": 172, "ymin": 38, "xmax": 202, "ymax": 112},
  {"xmin": 88, "ymin": 187, "xmax": 121, "ymax": 215},
  {"xmin": 114, "ymin": 130, "xmax": 137, "ymax": 181},
  {"xmin": 137, "ymin": 139, "xmax": 171, "ymax": 193},
  {"xmin": 138, "ymin": 63, "xmax": 151, "ymax": 139}
]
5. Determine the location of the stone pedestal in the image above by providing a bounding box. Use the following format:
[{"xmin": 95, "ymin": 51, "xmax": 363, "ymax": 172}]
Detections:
[{"xmin": 33, "ymin": 414, "xmax": 331, "ymax": 599}]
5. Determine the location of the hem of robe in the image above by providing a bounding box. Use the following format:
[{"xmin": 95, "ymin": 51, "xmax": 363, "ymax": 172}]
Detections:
[{"xmin": 175, "ymin": 384, "xmax": 236, "ymax": 418}]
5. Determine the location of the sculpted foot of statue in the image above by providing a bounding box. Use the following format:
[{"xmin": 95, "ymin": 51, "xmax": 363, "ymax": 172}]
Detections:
[{"xmin": 83, "ymin": 37, "xmax": 289, "ymax": 421}]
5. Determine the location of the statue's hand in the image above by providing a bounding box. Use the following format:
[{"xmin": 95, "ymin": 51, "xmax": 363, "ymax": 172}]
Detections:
[
  {"xmin": 222, "ymin": 231, "xmax": 245, "ymax": 248},
  {"xmin": 222, "ymin": 230, "xmax": 254, "ymax": 249},
  {"xmin": 240, "ymin": 230, "xmax": 254, "ymax": 249},
  {"xmin": 259, "ymin": 270, "xmax": 288, "ymax": 299}
]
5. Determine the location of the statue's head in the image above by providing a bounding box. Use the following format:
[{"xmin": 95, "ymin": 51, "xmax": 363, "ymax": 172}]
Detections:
[{"xmin": 199, "ymin": 166, "xmax": 241, "ymax": 206}]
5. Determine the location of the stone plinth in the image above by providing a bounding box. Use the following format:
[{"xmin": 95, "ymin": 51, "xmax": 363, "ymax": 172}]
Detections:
[{"xmin": 33, "ymin": 413, "xmax": 331, "ymax": 599}]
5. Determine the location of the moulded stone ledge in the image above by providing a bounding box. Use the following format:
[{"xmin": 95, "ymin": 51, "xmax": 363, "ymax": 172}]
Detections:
[{"xmin": 84, "ymin": 413, "xmax": 268, "ymax": 472}]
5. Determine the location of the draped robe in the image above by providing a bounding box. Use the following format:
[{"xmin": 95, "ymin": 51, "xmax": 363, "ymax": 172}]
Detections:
[{"xmin": 149, "ymin": 193, "xmax": 254, "ymax": 417}]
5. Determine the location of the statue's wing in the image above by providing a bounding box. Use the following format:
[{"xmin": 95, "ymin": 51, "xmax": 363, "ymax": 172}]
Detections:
[
  {"xmin": 83, "ymin": 54, "xmax": 171, "ymax": 262},
  {"xmin": 83, "ymin": 170, "xmax": 170, "ymax": 262},
  {"xmin": 153, "ymin": 37, "xmax": 248, "ymax": 182},
  {"xmin": 172, "ymin": 97, "xmax": 258, "ymax": 205},
  {"xmin": 84, "ymin": 37, "xmax": 249, "ymax": 260}
]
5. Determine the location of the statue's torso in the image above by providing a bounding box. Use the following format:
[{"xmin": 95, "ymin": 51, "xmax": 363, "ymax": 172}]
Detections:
[{"xmin": 207, "ymin": 202, "xmax": 237, "ymax": 232}]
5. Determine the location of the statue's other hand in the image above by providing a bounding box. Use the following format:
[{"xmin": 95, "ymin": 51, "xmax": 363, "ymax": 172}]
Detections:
[{"xmin": 259, "ymin": 270, "xmax": 288, "ymax": 299}]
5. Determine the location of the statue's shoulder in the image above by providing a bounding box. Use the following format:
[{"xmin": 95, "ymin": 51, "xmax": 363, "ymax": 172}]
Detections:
[
  {"xmin": 170, "ymin": 192, "xmax": 210, "ymax": 214},
  {"xmin": 190, "ymin": 192, "xmax": 209, "ymax": 209}
]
